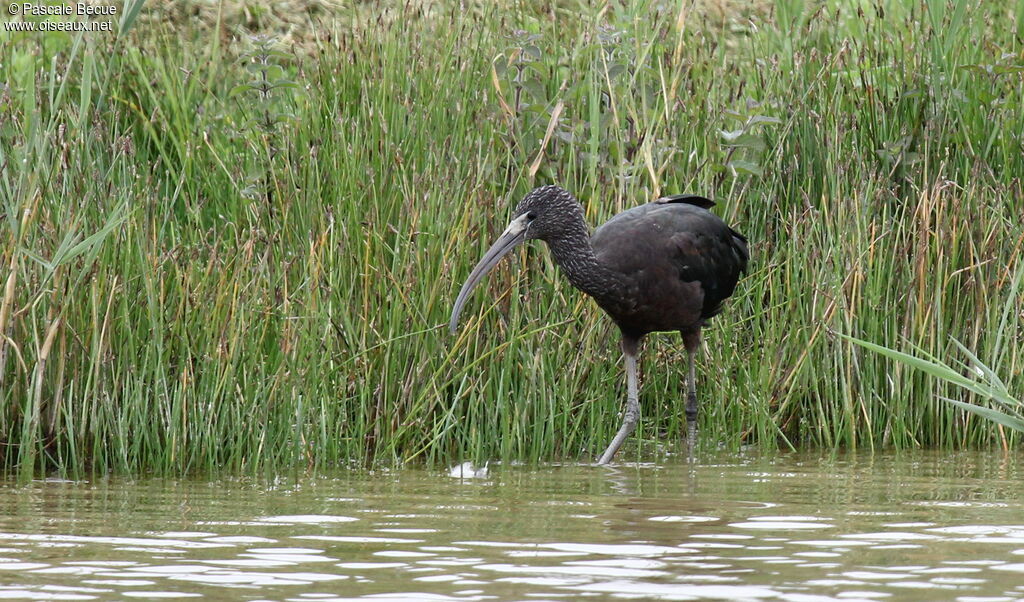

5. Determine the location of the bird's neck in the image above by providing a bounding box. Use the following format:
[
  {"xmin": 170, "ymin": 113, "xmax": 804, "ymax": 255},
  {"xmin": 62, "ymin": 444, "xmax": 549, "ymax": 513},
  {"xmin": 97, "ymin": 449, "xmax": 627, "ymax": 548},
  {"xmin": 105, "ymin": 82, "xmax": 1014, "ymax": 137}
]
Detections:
[{"xmin": 546, "ymin": 226, "xmax": 627, "ymax": 307}]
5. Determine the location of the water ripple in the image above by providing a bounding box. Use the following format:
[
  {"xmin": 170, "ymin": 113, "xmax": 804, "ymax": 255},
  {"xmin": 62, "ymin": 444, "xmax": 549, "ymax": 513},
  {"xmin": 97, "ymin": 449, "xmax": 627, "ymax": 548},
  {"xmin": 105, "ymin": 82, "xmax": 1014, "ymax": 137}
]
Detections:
[{"xmin": 2, "ymin": 450, "xmax": 1023, "ymax": 600}]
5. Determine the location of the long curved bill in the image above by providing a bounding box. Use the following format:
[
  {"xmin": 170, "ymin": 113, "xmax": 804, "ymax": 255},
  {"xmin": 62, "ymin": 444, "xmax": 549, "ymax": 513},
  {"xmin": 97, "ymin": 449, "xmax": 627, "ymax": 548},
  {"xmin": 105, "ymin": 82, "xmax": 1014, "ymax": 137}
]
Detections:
[{"xmin": 449, "ymin": 214, "xmax": 530, "ymax": 334}]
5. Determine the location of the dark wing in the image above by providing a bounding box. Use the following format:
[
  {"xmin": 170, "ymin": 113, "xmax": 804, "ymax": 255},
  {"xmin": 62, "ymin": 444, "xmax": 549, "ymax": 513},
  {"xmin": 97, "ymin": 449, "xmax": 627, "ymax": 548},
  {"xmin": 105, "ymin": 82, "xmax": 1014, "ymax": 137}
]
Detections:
[
  {"xmin": 593, "ymin": 200, "xmax": 748, "ymax": 325},
  {"xmin": 654, "ymin": 194, "xmax": 716, "ymax": 210},
  {"xmin": 671, "ymin": 219, "xmax": 748, "ymax": 319},
  {"xmin": 654, "ymin": 193, "xmax": 747, "ymax": 314}
]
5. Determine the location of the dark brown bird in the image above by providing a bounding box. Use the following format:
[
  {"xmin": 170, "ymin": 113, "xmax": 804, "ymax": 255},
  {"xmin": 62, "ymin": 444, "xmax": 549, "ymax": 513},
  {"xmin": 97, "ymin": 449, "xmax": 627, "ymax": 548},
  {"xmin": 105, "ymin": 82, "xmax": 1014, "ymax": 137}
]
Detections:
[{"xmin": 449, "ymin": 185, "xmax": 748, "ymax": 464}]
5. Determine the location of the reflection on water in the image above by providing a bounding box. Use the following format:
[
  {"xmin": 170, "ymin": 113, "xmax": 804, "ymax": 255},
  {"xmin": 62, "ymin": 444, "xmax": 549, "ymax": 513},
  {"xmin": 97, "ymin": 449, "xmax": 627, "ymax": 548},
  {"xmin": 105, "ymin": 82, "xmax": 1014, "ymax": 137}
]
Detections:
[{"xmin": 1, "ymin": 450, "xmax": 1023, "ymax": 600}]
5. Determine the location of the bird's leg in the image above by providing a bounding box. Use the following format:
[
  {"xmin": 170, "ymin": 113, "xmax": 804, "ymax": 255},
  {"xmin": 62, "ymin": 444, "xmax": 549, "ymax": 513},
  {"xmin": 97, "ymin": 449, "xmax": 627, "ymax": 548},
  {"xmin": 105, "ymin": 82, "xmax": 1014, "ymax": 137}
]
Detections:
[
  {"xmin": 684, "ymin": 348, "xmax": 698, "ymax": 461},
  {"xmin": 681, "ymin": 330, "xmax": 701, "ymax": 462},
  {"xmin": 596, "ymin": 338, "xmax": 640, "ymax": 465}
]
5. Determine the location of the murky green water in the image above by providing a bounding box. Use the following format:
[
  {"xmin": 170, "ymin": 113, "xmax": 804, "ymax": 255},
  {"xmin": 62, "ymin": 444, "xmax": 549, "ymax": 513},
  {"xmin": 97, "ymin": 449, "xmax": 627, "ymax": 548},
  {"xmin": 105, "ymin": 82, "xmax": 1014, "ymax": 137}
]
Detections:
[{"xmin": 2, "ymin": 450, "xmax": 1024, "ymax": 600}]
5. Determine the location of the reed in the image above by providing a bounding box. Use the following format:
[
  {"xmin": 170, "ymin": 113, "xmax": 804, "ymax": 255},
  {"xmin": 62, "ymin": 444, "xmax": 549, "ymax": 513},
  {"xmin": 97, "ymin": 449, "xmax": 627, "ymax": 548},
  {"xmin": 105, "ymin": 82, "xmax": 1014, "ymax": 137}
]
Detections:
[
  {"xmin": 1, "ymin": 0, "xmax": 1021, "ymax": 475},
  {"xmin": 844, "ymin": 266, "xmax": 1024, "ymax": 442}
]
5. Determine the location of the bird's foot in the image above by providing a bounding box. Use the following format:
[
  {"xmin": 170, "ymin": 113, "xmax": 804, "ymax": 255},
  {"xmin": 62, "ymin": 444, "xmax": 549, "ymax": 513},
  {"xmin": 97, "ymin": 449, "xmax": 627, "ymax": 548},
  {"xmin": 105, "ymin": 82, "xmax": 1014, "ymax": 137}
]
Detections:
[
  {"xmin": 598, "ymin": 432, "xmax": 626, "ymax": 464},
  {"xmin": 596, "ymin": 398, "xmax": 640, "ymax": 465},
  {"xmin": 685, "ymin": 420, "xmax": 697, "ymax": 463}
]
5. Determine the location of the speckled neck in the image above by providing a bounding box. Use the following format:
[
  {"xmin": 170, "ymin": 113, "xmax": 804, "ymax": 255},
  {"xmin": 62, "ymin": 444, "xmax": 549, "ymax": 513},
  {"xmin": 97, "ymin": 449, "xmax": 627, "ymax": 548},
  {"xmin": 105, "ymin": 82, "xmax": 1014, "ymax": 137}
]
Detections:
[{"xmin": 543, "ymin": 209, "xmax": 628, "ymax": 310}]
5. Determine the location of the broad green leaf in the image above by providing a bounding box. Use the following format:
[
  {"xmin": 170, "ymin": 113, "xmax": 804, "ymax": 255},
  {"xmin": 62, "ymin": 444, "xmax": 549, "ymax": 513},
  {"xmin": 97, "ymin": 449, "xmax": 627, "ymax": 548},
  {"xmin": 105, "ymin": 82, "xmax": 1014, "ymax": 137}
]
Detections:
[
  {"xmin": 943, "ymin": 399, "xmax": 1024, "ymax": 433},
  {"xmin": 728, "ymin": 159, "xmax": 764, "ymax": 177}
]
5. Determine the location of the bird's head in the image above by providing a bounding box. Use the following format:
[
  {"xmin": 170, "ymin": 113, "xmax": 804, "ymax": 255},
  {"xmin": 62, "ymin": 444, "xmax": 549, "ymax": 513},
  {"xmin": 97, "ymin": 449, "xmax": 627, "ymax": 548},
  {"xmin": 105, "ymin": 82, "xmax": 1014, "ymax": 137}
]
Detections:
[
  {"xmin": 509, "ymin": 184, "xmax": 581, "ymax": 242},
  {"xmin": 449, "ymin": 185, "xmax": 579, "ymax": 334}
]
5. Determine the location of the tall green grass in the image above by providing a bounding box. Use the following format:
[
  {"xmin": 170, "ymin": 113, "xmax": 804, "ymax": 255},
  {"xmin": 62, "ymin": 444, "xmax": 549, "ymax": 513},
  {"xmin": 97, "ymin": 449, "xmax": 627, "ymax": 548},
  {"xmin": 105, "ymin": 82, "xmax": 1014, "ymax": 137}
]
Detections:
[
  {"xmin": 844, "ymin": 266, "xmax": 1024, "ymax": 439},
  {"xmin": 1, "ymin": 0, "xmax": 1022, "ymax": 475}
]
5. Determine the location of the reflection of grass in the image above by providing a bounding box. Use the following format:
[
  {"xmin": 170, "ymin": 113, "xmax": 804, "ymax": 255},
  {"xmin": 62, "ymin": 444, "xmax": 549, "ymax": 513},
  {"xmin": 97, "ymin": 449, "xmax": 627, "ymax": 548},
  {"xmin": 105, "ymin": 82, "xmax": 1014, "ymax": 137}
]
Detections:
[
  {"xmin": 843, "ymin": 268, "xmax": 1024, "ymax": 437},
  {"xmin": 1, "ymin": 1, "xmax": 1022, "ymax": 475}
]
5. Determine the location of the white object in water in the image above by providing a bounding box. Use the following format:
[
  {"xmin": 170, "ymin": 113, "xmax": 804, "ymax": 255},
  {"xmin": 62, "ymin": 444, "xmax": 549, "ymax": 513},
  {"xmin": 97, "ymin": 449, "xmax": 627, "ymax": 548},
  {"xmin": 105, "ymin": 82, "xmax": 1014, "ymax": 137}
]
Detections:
[{"xmin": 448, "ymin": 461, "xmax": 489, "ymax": 479}]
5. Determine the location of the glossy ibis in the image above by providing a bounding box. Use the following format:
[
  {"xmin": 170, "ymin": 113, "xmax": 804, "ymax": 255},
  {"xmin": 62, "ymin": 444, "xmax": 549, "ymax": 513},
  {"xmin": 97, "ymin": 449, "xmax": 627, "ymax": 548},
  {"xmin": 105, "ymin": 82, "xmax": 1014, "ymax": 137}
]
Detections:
[{"xmin": 449, "ymin": 185, "xmax": 748, "ymax": 464}]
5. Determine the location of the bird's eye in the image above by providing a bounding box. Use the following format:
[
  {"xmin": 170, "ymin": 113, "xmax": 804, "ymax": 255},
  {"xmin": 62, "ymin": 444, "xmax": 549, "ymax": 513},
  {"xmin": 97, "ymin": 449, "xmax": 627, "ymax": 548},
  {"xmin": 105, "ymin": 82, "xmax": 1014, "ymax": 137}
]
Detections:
[{"xmin": 526, "ymin": 212, "xmax": 537, "ymax": 220}]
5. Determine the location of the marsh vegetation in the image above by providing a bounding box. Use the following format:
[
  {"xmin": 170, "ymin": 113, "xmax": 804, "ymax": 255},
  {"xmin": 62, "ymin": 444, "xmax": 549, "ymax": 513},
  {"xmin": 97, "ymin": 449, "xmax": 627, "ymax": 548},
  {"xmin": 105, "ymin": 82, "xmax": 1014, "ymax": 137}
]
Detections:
[{"xmin": 1, "ymin": 0, "xmax": 1022, "ymax": 474}]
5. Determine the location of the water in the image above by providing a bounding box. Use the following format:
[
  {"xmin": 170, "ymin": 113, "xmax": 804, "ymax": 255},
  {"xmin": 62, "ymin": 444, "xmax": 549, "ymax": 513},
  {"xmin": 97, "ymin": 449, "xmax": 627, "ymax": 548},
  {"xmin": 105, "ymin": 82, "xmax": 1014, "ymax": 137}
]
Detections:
[{"xmin": 2, "ymin": 450, "xmax": 1023, "ymax": 601}]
